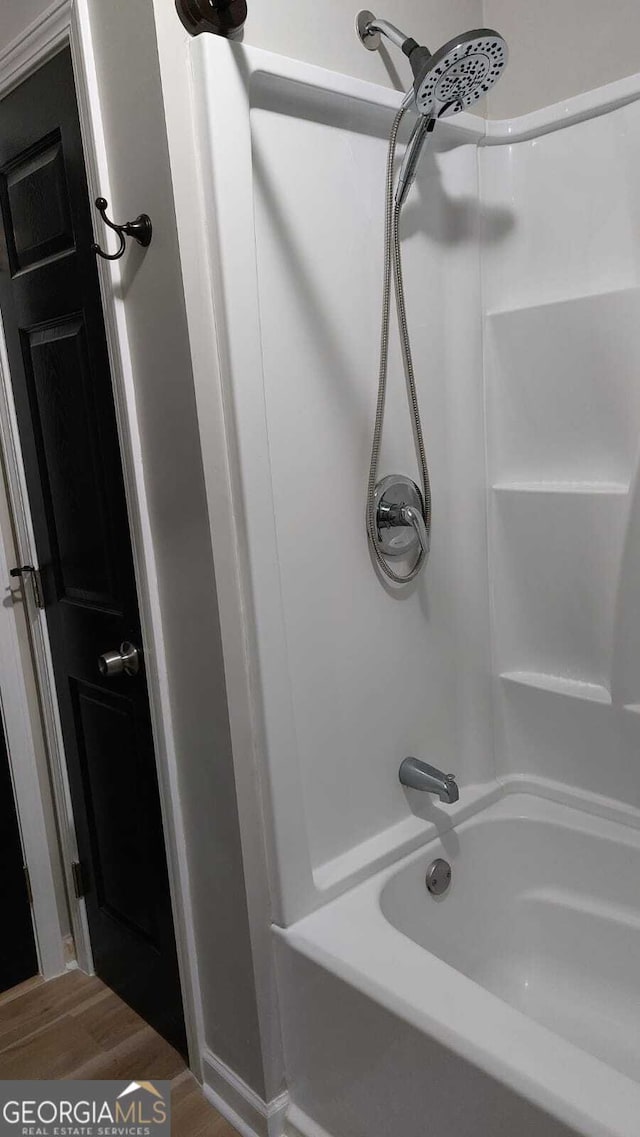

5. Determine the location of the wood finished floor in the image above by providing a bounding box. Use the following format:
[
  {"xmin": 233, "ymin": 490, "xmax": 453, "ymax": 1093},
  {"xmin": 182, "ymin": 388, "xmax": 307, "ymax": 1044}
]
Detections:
[{"xmin": 0, "ymin": 971, "xmax": 239, "ymax": 1136}]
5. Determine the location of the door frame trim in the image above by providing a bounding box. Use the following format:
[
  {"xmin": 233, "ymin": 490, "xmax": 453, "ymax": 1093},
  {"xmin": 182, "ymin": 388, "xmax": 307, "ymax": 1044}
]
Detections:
[
  {"xmin": 0, "ymin": 308, "xmax": 92, "ymax": 975},
  {"xmin": 0, "ymin": 414, "xmax": 67, "ymax": 980},
  {"xmin": 0, "ymin": 0, "xmax": 71, "ymax": 94},
  {"xmin": 0, "ymin": 0, "xmax": 92, "ymax": 979},
  {"xmin": 0, "ymin": 0, "xmax": 203, "ymax": 1075}
]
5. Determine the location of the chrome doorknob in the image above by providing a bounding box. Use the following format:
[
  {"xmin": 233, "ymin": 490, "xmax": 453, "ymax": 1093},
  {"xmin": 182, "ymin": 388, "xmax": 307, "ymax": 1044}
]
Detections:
[{"xmin": 98, "ymin": 641, "xmax": 140, "ymax": 678}]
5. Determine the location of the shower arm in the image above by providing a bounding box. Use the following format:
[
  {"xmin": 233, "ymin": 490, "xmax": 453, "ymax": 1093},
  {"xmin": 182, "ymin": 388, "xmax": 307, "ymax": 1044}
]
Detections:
[
  {"xmin": 366, "ymin": 18, "xmax": 410, "ymax": 50},
  {"xmin": 358, "ymin": 14, "xmax": 432, "ymax": 60}
]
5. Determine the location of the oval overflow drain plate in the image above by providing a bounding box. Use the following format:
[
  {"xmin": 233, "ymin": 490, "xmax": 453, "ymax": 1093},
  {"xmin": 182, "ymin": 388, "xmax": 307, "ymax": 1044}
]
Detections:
[{"xmin": 426, "ymin": 858, "xmax": 452, "ymax": 896}]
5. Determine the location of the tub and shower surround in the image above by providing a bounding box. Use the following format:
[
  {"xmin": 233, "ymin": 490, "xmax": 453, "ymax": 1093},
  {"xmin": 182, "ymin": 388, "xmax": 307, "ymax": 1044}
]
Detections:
[
  {"xmin": 481, "ymin": 91, "xmax": 640, "ymax": 812},
  {"xmin": 281, "ymin": 80, "xmax": 640, "ymax": 1137},
  {"xmin": 276, "ymin": 794, "xmax": 640, "ymax": 1137},
  {"xmin": 193, "ymin": 38, "xmax": 494, "ymax": 927},
  {"xmin": 192, "ymin": 32, "xmax": 640, "ymax": 1137},
  {"xmin": 274, "ymin": 88, "xmax": 640, "ymax": 1137}
]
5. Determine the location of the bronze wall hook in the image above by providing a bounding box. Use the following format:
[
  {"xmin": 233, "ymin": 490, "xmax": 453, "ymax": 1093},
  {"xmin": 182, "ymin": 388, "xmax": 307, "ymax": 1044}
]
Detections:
[{"xmin": 92, "ymin": 197, "xmax": 153, "ymax": 261}]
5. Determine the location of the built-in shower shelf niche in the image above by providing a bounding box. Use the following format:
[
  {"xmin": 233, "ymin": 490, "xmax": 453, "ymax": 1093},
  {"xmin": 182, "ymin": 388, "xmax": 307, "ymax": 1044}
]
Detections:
[
  {"xmin": 500, "ymin": 671, "xmax": 611, "ymax": 705},
  {"xmin": 492, "ymin": 481, "xmax": 629, "ymax": 496},
  {"xmin": 491, "ymin": 488, "xmax": 628, "ymax": 691},
  {"xmin": 486, "ymin": 287, "xmax": 640, "ymax": 487},
  {"xmin": 495, "ymin": 677, "xmax": 640, "ymax": 811}
]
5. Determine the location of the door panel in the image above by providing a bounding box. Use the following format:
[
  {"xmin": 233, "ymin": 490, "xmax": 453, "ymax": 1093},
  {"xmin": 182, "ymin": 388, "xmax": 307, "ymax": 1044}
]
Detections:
[
  {"xmin": 0, "ymin": 718, "xmax": 38, "ymax": 993},
  {"xmin": 1, "ymin": 130, "xmax": 74, "ymax": 274},
  {"xmin": 21, "ymin": 314, "xmax": 121, "ymax": 609},
  {"xmin": 72, "ymin": 680, "xmax": 158, "ymax": 943},
  {"xmin": 0, "ymin": 49, "xmax": 186, "ymax": 1055}
]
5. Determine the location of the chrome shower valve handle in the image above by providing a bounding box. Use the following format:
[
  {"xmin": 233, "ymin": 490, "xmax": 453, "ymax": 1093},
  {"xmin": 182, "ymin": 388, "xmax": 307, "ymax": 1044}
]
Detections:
[
  {"xmin": 373, "ymin": 474, "xmax": 430, "ymax": 566},
  {"xmin": 401, "ymin": 503, "xmax": 430, "ymax": 559}
]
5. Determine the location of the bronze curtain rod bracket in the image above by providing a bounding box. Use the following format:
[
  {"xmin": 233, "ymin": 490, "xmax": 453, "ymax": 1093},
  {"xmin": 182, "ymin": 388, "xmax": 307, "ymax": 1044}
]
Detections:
[{"xmin": 175, "ymin": 0, "xmax": 247, "ymax": 37}]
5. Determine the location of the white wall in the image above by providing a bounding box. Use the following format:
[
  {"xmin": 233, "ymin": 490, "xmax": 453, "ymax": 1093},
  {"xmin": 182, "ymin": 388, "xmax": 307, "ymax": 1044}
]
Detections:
[
  {"xmin": 0, "ymin": 0, "xmax": 270, "ymax": 1103},
  {"xmin": 8, "ymin": 0, "xmax": 640, "ymax": 129},
  {"xmin": 243, "ymin": 0, "xmax": 483, "ymax": 96},
  {"xmin": 484, "ymin": 0, "xmax": 640, "ymax": 118},
  {"xmin": 0, "ymin": 0, "xmax": 52, "ymax": 49},
  {"xmin": 1, "ymin": 0, "xmax": 484, "ymax": 85},
  {"xmin": 244, "ymin": 0, "xmax": 640, "ymax": 120},
  {"xmin": 82, "ymin": 0, "xmax": 267, "ymax": 1097}
]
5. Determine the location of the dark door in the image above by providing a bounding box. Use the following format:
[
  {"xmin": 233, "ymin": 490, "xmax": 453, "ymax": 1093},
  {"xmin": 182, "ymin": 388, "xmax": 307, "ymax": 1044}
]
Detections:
[
  {"xmin": 0, "ymin": 719, "xmax": 38, "ymax": 993},
  {"xmin": 0, "ymin": 50, "xmax": 186, "ymax": 1056}
]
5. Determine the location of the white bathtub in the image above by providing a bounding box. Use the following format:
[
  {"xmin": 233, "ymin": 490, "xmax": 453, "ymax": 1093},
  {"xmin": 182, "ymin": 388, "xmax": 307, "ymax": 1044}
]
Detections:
[{"xmin": 275, "ymin": 793, "xmax": 640, "ymax": 1137}]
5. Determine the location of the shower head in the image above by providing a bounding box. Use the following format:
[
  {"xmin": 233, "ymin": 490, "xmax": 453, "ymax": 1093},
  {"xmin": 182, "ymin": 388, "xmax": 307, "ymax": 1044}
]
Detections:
[
  {"xmin": 356, "ymin": 12, "xmax": 508, "ymax": 118},
  {"xmin": 410, "ymin": 30, "xmax": 508, "ymax": 118}
]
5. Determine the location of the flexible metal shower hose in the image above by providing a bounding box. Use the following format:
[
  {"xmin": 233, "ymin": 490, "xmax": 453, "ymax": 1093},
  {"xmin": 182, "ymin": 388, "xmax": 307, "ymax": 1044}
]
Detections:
[{"xmin": 366, "ymin": 105, "xmax": 432, "ymax": 584}]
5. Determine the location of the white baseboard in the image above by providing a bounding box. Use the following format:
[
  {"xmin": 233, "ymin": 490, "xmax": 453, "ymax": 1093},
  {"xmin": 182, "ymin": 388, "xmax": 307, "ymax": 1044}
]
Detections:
[
  {"xmin": 202, "ymin": 1048, "xmax": 289, "ymax": 1137},
  {"xmin": 283, "ymin": 1104, "xmax": 335, "ymax": 1137}
]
